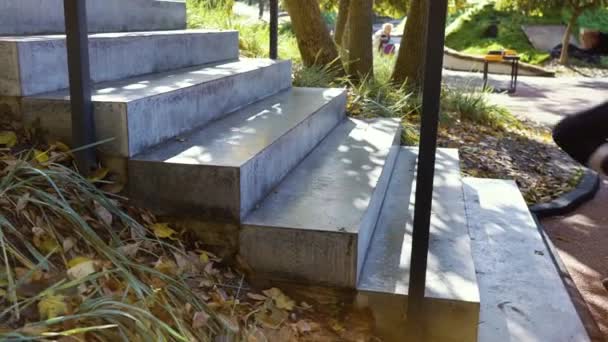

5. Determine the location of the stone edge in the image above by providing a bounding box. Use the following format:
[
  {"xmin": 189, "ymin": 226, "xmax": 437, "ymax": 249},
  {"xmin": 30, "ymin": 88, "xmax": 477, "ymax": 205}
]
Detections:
[
  {"xmin": 532, "ymin": 214, "xmax": 604, "ymax": 342},
  {"xmin": 530, "ymin": 169, "xmax": 600, "ymax": 219}
]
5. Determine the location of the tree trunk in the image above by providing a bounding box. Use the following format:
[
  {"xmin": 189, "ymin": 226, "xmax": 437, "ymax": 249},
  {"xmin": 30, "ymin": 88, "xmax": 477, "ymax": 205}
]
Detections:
[
  {"xmin": 346, "ymin": 0, "xmax": 373, "ymax": 79},
  {"xmin": 334, "ymin": 0, "xmax": 350, "ymax": 46},
  {"xmin": 391, "ymin": 0, "xmax": 428, "ymax": 87},
  {"xmin": 559, "ymin": 8, "xmax": 581, "ymax": 65},
  {"xmin": 283, "ymin": 0, "xmax": 341, "ymax": 67}
]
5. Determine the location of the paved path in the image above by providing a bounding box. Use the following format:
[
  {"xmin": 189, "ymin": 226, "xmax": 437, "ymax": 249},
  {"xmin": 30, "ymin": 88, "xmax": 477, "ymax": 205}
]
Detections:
[
  {"xmin": 443, "ymin": 70, "xmax": 608, "ymax": 126},
  {"xmin": 542, "ymin": 179, "xmax": 608, "ymax": 341},
  {"xmin": 449, "ymin": 69, "xmax": 608, "ymax": 340}
]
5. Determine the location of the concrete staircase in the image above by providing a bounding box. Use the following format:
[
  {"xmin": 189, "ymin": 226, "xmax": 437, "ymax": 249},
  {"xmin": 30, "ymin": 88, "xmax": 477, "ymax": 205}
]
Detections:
[{"xmin": 0, "ymin": 2, "xmax": 482, "ymax": 341}]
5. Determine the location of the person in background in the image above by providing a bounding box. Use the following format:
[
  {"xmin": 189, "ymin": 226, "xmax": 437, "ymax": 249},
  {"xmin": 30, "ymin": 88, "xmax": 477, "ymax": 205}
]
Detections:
[{"xmin": 373, "ymin": 23, "xmax": 396, "ymax": 55}]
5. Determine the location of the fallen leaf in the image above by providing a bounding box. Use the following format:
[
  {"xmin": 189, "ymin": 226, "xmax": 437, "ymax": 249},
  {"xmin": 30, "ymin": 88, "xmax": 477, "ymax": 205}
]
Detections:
[
  {"xmin": 255, "ymin": 305, "xmax": 288, "ymax": 329},
  {"xmin": 118, "ymin": 242, "xmax": 141, "ymax": 258},
  {"xmin": 247, "ymin": 293, "xmax": 268, "ymax": 301},
  {"xmin": 38, "ymin": 294, "xmax": 67, "ymax": 319},
  {"xmin": 199, "ymin": 251, "xmax": 210, "ymax": 264},
  {"xmin": 33, "ymin": 149, "xmax": 49, "ymax": 164},
  {"xmin": 0, "ymin": 131, "xmax": 17, "ymax": 147},
  {"xmin": 88, "ymin": 168, "xmax": 109, "ymax": 183},
  {"xmin": 192, "ymin": 311, "xmax": 210, "ymax": 329},
  {"xmin": 151, "ymin": 223, "xmax": 177, "ymax": 240},
  {"xmin": 32, "ymin": 227, "xmax": 60, "ymax": 254},
  {"xmin": 263, "ymin": 288, "xmax": 295, "ymax": 311},
  {"xmin": 62, "ymin": 237, "xmax": 76, "ymax": 253},
  {"xmin": 51, "ymin": 141, "xmax": 71, "ymax": 152},
  {"xmin": 101, "ymin": 181, "xmax": 125, "ymax": 194},
  {"xmin": 217, "ymin": 313, "xmax": 240, "ymax": 333},
  {"xmin": 154, "ymin": 256, "xmax": 177, "ymax": 276},
  {"xmin": 294, "ymin": 320, "xmax": 312, "ymax": 334},
  {"xmin": 94, "ymin": 202, "xmax": 113, "ymax": 226},
  {"xmin": 67, "ymin": 257, "xmax": 96, "ymax": 280},
  {"xmin": 16, "ymin": 193, "xmax": 30, "ymax": 212}
]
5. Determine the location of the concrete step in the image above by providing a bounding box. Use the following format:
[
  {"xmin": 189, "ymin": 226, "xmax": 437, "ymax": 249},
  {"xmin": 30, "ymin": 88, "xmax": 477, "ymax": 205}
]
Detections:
[
  {"xmin": 463, "ymin": 178, "xmax": 589, "ymax": 342},
  {"xmin": 0, "ymin": 0, "xmax": 186, "ymax": 36},
  {"xmin": 240, "ymin": 118, "xmax": 402, "ymax": 288},
  {"xmin": 0, "ymin": 30, "xmax": 239, "ymax": 96},
  {"xmin": 23, "ymin": 58, "xmax": 292, "ymax": 157},
  {"xmin": 357, "ymin": 148, "xmax": 480, "ymax": 342},
  {"xmin": 129, "ymin": 87, "xmax": 347, "ymax": 221}
]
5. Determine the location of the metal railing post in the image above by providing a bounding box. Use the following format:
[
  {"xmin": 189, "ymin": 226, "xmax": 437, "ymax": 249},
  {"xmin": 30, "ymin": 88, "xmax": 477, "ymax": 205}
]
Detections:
[
  {"xmin": 269, "ymin": 0, "xmax": 278, "ymax": 59},
  {"xmin": 406, "ymin": 0, "xmax": 449, "ymax": 338},
  {"xmin": 64, "ymin": 0, "xmax": 97, "ymax": 174}
]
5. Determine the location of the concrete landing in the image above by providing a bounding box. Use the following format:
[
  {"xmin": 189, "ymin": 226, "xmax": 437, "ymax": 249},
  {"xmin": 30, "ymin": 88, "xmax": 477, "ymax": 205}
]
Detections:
[
  {"xmin": 463, "ymin": 178, "xmax": 589, "ymax": 342},
  {"xmin": 23, "ymin": 58, "xmax": 292, "ymax": 157},
  {"xmin": 0, "ymin": 30, "xmax": 239, "ymax": 96},
  {"xmin": 129, "ymin": 87, "xmax": 347, "ymax": 221},
  {"xmin": 240, "ymin": 118, "xmax": 401, "ymax": 288},
  {"xmin": 0, "ymin": 0, "xmax": 186, "ymax": 36},
  {"xmin": 358, "ymin": 148, "xmax": 480, "ymax": 342}
]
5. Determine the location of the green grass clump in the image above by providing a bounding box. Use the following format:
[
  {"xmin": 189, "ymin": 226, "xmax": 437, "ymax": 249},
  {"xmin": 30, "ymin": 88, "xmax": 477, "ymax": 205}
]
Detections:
[
  {"xmin": 446, "ymin": 3, "xmax": 556, "ymax": 64},
  {"xmin": 441, "ymin": 85, "xmax": 521, "ymax": 130}
]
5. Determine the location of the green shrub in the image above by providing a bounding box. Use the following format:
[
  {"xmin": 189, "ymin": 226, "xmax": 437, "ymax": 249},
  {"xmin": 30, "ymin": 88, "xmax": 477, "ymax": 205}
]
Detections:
[{"xmin": 441, "ymin": 86, "xmax": 520, "ymax": 130}]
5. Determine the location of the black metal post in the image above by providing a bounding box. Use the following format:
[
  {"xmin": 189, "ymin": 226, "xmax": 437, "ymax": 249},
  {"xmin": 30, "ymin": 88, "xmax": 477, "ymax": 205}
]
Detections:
[
  {"xmin": 64, "ymin": 0, "xmax": 96, "ymax": 174},
  {"xmin": 406, "ymin": 0, "xmax": 449, "ymax": 338},
  {"xmin": 269, "ymin": 0, "xmax": 278, "ymax": 59}
]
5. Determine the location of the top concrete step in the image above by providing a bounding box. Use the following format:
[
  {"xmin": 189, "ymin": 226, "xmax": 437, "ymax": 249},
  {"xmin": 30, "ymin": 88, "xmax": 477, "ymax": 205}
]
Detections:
[
  {"xmin": 0, "ymin": 30, "xmax": 239, "ymax": 96},
  {"xmin": 128, "ymin": 87, "xmax": 347, "ymax": 221},
  {"xmin": 240, "ymin": 117, "xmax": 402, "ymax": 288},
  {"xmin": 357, "ymin": 147, "xmax": 480, "ymax": 342},
  {"xmin": 0, "ymin": 0, "xmax": 186, "ymax": 36},
  {"xmin": 463, "ymin": 178, "xmax": 589, "ymax": 342}
]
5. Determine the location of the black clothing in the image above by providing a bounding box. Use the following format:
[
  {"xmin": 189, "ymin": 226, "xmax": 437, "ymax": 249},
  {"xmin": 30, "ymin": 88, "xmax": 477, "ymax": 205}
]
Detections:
[{"xmin": 553, "ymin": 102, "xmax": 608, "ymax": 165}]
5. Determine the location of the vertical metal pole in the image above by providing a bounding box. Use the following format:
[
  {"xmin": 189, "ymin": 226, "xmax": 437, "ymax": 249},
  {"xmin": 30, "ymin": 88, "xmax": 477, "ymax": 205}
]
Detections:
[
  {"xmin": 64, "ymin": 0, "xmax": 97, "ymax": 174},
  {"xmin": 406, "ymin": 0, "xmax": 449, "ymax": 339},
  {"xmin": 269, "ymin": 0, "xmax": 278, "ymax": 59}
]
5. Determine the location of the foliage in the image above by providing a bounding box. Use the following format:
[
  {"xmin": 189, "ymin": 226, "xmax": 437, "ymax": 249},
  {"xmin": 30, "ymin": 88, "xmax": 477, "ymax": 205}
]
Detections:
[
  {"xmin": 445, "ymin": 3, "xmax": 555, "ymax": 64},
  {"xmin": 187, "ymin": 0, "xmax": 301, "ymax": 62}
]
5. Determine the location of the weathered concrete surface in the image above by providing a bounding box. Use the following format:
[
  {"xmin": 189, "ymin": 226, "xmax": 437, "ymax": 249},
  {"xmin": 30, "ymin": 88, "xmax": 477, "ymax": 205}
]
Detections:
[
  {"xmin": 0, "ymin": 0, "xmax": 186, "ymax": 36},
  {"xmin": 0, "ymin": 30, "xmax": 239, "ymax": 96},
  {"xmin": 129, "ymin": 87, "xmax": 347, "ymax": 221},
  {"xmin": 358, "ymin": 148, "xmax": 480, "ymax": 342},
  {"xmin": 22, "ymin": 58, "xmax": 292, "ymax": 157},
  {"xmin": 463, "ymin": 178, "xmax": 589, "ymax": 342},
  {"xmin": 241, "ymin": 118, "xmax": 401, "ymax": 288},
  {"xmin": 522, "ymin": 25, "xmax": 577, "ymax": 52}
]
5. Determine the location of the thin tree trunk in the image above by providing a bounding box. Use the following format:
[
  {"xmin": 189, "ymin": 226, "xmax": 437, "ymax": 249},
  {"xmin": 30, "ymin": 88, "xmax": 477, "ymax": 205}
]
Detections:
[
  {"xmin": 346, "ymin": 0, "xmax": 373, "ymax": 79},
  {"xmin": 392, "ymin": 0, "xmax": 428, "ymax": 86},
  {"xmin": 559, "ymin": 8, "xmax": 581, "ymax": 65},
  {"xmin": 334, "ymin": 0, "xmax": 350, "ymax": 46},
  {"xmin": 283, "ymin": 0, "xmax": 341, "ymax": 68}
]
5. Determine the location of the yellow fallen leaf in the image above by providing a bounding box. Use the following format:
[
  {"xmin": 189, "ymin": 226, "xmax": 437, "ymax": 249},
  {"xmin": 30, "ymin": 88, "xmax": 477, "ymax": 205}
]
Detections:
[
  {"xmin": 0, "ymin": 131, "xmax": 17, "ymax": 147},
  {"xmin": 88, "ymin": 168, "xmax": 109, "ymax": 183},
  {"xmin": 67, "ymin": 257, "xmax": 96, "ymax": 280},
  {"xmin": 262, "ymin": 288, "xmax": 295, "ymax": 311},
  {"xmin": 38, "ymin": 294, "xmax": 67, "ymax": 319},
  {"xmin": 32, "ymin": 227, "xmax": 60, "ymax": 254},
  {"xmin": 33, "ymin": 149, "xmax": 49, "ymax": 163},
  {"xmin": 154, "ymin": 256, "xmax": 178, "ymax": 276},
  {"xmin": 199, "ymin": 251, "xmax": 210, "ymax": 264},
  {"xmin": 51, "ymin": 141, "xmax": 71, "ymax": 152},
  {"xmin": 152, "ymin": 223, "xmax": 177, "ymax": 239}
]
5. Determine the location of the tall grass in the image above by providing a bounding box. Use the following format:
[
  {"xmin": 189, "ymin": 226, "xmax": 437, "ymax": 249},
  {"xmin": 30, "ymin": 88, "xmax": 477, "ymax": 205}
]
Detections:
[{"xmin": 0, "ymin": 155, "xmax": 230, "ymax": 340}]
